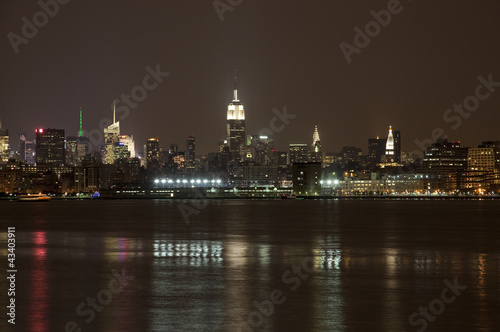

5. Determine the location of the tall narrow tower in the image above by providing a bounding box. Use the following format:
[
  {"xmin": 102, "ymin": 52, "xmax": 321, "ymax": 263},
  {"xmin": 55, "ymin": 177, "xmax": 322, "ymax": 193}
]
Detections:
[
  {"xmin": 310, "ymin": 125, "xmax": 322, "ymax": 163},
  {"xmin": 385, "ymin": 126, "xmax": 395, "ymax": 162},
  {"xmin": 75, "ymin": 107, "xmax": 90, "ymax": 160},
  {"xmin": 0, "ymin": 118, "xmax": 9, "ymax": 163},
  {"xmin": 103, "ymin": 101, "xmax": 120, "ymax": 164},
  {"xmin": 78, "ymin": 107, "xmax": 84, "ymax": 137},
  {"xmin": 185, "ymin": 135, "xmax": 196, "ymax": 172},
  {"xmin": 226, "ymin": 69, "xmax": 246, "ymax": 161}
]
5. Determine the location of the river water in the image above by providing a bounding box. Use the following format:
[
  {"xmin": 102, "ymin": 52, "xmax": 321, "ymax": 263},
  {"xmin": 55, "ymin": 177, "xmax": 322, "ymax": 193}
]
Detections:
[{"xmin": 0, "ymin": 199, "xmax": 499, "ymax": 331}]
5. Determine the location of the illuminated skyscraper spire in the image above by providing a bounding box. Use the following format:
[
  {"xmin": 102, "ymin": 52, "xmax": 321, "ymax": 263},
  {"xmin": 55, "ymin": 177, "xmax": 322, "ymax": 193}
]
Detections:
[
  {"xmin": 233, "ymin": 69, "xmax": 238, "ymax": 101},
  {"xmin": 103, "ymin": 100, "xmax": 120, "ymax": 164},
  {"xmin": 226, "ymin": 69, "xmax": 245, "ymax": 161},
  {"xmin": 310, "ymin": 125, "xmax": 322, "ymax": 162},
  {"xmin": 386, "ymin": 126, "xmax": 394, "ymax": 156},
  {"xmin": 312, "ymin": 125, "xmax": 320, "ymax": 147},
  {"xmin": 78, "ymin": 107, "xmax": 84, "ymax": 137}
]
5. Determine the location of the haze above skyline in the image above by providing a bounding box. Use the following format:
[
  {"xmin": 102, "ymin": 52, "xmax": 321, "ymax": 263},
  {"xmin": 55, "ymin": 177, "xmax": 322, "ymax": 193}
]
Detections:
[{"xmin": 1, "ymin": 0, "xmax": 500, "ymax": 154}]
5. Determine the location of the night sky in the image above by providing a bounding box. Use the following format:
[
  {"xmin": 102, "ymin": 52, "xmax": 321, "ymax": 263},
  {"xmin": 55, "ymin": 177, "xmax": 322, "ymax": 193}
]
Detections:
[{"xmin": 1, "ymin": 0, "xmax": 499, "ymax": 155}]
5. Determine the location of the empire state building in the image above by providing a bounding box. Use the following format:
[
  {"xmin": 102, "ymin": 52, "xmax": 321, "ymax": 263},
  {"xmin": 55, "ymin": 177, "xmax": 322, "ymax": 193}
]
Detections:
[{"xmin": 226, "ymin": 70, "xmax": 246, "ymax": 160}]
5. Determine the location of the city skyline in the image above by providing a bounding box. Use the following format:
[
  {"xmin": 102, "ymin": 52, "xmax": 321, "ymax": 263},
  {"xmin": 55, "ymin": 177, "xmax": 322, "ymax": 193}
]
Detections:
[
  {"xmin": 1, "ymin": 2, "xmax": 500, "ymax": 155},
  {"xmin": 1, "ymin": 90, "xmax": 497, "ymax": 159}
]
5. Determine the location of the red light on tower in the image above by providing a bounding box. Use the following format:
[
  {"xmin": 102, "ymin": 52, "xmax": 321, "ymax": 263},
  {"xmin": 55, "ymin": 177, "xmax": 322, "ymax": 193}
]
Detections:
[{"xmin": 39, "ymin": 129, "xmax": 44, "ymax": 133}]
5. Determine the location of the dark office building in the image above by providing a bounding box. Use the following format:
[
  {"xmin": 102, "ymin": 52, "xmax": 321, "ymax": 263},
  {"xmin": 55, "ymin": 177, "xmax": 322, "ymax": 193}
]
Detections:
[
  {"xmin": 421, "ymin": 139, "xmax": 468, "ymax": 171},
  {"xmin": 35, "ymin": 128, "xmax": 65, "ymax": 166},
  {"xmin": 185, "ymin": 135, "xmax": 196, "ymax": 171},
  {"xmin": 292, "ymin": 162, "xmax": 322, "ymax": 196},
  {"xmin": 233, "ymin": 162, "xmax": 279, "ymax": 187},
  {"xmin": 393, "ymin": 130, "xmax": 402, "ymax": 163},
  {"xmin": 368, "ymin": 137, "xmax": 387, "ymax": 168},
  {"xmin": 341, "ymin": 146, "xmax": 362, "ymax": 169},
  {"xmin": 419, "ymin": 139, "xmax": 468, "ymax": 191}
]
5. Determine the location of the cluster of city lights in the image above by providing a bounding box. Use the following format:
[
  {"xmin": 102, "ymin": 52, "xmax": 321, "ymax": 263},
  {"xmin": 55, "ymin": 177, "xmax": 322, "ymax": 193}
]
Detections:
[
  {"xmin": 320, "ymin": 180, "xmax": 341, "ymax": 186},
  {"xmin": 153, "ymin": 240, "xmax": 223, "ymax": 260},
  {"xmin": 154, "ymin": 178, "xmax": 223, "ymax": 185}
]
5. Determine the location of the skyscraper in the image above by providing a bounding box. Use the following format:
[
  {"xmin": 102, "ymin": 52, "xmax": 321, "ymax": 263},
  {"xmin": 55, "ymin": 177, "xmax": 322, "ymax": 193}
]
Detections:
[
  {"xmin": 310, "ymin": 125, "xmax": 322, "ymax": 163},
  {"xmin": 0, "ymin": 119, "xmax": 9, "ymax": 163},
  {"xmin": 19, "ymin": 134, "xmax": 35, "ymax": 164},
  {"xmin": 119, "ymin": 135, "xmax": 136, "ymax": 158},
  {"xmin": 466, "ymin": 142, "xmax": 500, "ymax": 193},
  {"xmin": 185, "ymin": 135, "xmax": 196, "ymax": 172},
  {"xmin": 385, "ymin": 126, "xmax": 395, "ymax": 161},
  {"xmin": 113, "ymin": 142, "xmax": 130, "ymax": 159},
  {"xmin": 393, "ymin": 129, "xmax": 401, "ymax": 163},
  {"xmin": 19, "ymin": 133, "xmax": 26, "ymax": 162},
  {"xmin": 383, "ymin": 126, "xmax": 402, "ymax": 164},
  {"xmin": 249, "ymin": 135, "xmax": 275, "ymax": 166},
  {"xmin": 103, "ymin": 102, "xmax": 120, "ymax": 164},
  {"xmin": 65, "ymin": 136, "xmax": 79, "ymax": 166},
  {"xmin": 226, "ymin": 70, "xmax": 246, "ymax": 161},
  {"xmin": 146, "ymin": 138, "xmax": 160, "ymax": 170},
  {"xmin": 66, "ymin": 108, "xmax": 90, "ymax": 166},
  {"xmin": 289, "ymin": 144, "xmax": 309, "ymax": 164},
  {"xmin": 77, "ymin": 107, "xmax": 89, "ymax": 160},
  {"xmin": 368, "ymin": 137, "xmax": 387, "ymax": 168},
  {"xmin": 35, "ymin": 128, "xmax": 65, "ymax": 165},
  {"xmin": 341, "ymin": 146, "xmax": 362, "ymax": 169},
  {"xmin": 419, "ymin": 139, "xmax": 468, "ymax": 191},
  {"xmin": 277, "ymin": 151, "xmax": 289, "ymax": 169}
]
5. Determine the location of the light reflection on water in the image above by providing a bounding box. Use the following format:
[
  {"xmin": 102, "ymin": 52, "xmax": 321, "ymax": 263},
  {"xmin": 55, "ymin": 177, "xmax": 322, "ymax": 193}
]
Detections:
[
  {"xmin": 0, "ymin": 200, "xmax": 499, "ymax": 332},
  {"xmin": 29, "ymin": 231, "xmax": 49, "ymax": 332}
]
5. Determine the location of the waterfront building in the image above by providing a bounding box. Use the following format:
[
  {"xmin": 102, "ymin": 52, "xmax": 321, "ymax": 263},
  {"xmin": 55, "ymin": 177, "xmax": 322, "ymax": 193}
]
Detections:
[
  {"xmin": 233, "ymin": 162, "xmax": 279, "ymax": 187},
  {"xmin": 466, "ymin": 142, "xmax": 500, "ymax": 193},
  {"xmin": 292, "ymin": 162, "xmax": 322, "ymax": 196},
  {"xmin": 0, "ymin": 163, "xmax": 21, "ymax": 193},
  {"xmin": 338, "ymin": 175, "xmax": 425, "ymax": 195},
  {"xmin": 418, "ymin": 139, "xmax": 468, "ymax": 191}
]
